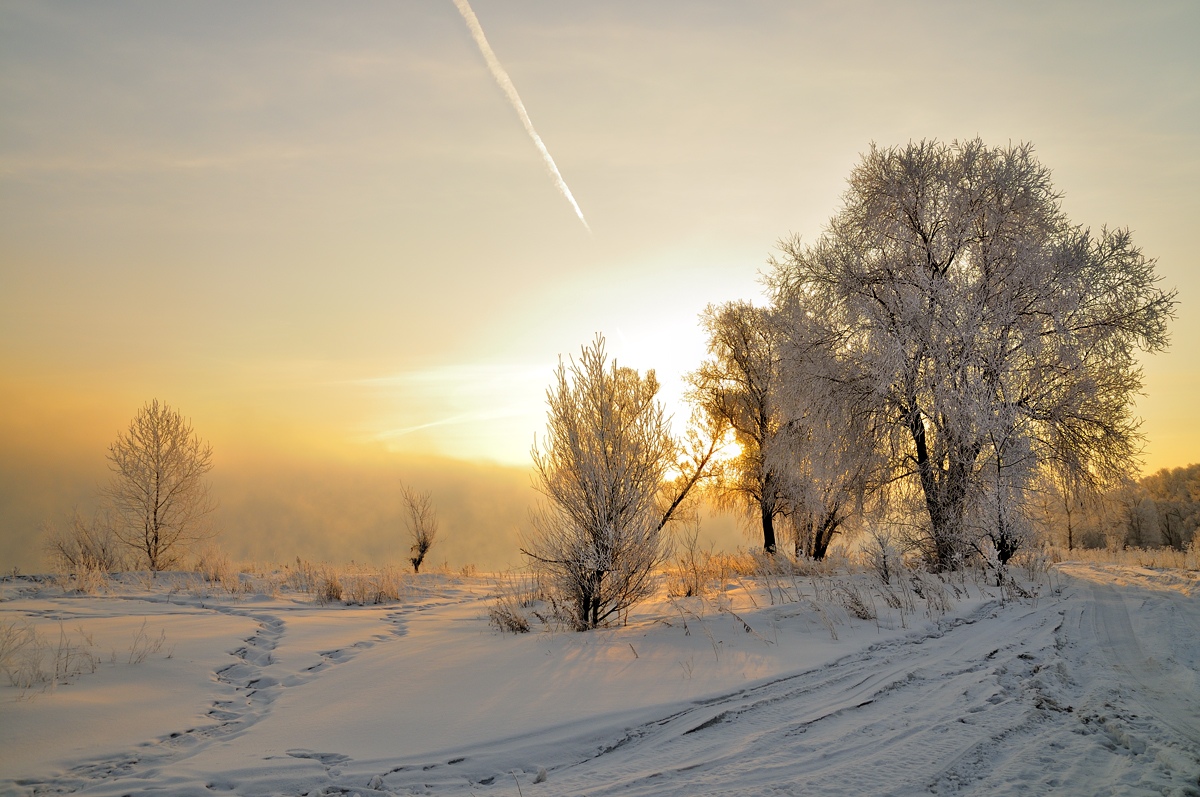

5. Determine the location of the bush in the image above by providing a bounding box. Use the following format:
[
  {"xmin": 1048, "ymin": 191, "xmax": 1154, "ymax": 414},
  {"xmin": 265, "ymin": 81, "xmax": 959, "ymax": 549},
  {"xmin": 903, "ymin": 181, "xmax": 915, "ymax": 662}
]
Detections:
[
  {"xmin": 488, "ymin": 572, "xmax": 549, "ymax": 634},
  {"xmin": 43, "ymin": 512, "xmax": 129, "ymax": 576},
  {"xmin": 316, "ymin": 573, "xmax": 343, "ymax": 604},
  {"xmin": 340, "ymin": 567, "xmax": 406, "ymax": 605}
]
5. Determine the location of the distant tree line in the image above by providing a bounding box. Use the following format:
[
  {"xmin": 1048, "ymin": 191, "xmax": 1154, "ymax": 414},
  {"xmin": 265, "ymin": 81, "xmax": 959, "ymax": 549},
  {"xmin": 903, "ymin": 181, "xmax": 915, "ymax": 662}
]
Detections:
[{"xmin": 1033, "ymin": 463, "xmax": 1200, "ymax": 552}]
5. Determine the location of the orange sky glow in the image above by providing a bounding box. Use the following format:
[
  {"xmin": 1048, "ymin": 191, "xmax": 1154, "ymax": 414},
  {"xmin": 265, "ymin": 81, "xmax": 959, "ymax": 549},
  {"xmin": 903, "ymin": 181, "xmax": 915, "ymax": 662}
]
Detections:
[{"xmin": 2, "ymin": 1, "xmax": 1197, "ymax": 572}]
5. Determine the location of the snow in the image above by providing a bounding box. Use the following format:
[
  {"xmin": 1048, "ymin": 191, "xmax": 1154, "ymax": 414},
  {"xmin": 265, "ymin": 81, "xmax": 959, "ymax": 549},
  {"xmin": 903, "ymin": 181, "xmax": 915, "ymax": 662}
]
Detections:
[{"xmin": 1, "ymin": 564, "xmax": 1197, "ymax": 796}]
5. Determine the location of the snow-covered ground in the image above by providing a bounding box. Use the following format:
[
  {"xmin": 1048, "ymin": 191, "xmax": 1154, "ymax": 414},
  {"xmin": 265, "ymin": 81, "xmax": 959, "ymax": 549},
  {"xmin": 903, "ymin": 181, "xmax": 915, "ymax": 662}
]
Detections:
[{"xmin": 1, "ymin": 563, "xmax": 1197, "ymax": 796}]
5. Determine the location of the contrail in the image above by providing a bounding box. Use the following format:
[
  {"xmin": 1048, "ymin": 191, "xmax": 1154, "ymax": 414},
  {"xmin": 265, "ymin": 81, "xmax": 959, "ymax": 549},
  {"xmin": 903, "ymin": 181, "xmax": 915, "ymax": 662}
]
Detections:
[{"xmin": 451, "ymin": 0, "xmax": 591, "ymax": 233}]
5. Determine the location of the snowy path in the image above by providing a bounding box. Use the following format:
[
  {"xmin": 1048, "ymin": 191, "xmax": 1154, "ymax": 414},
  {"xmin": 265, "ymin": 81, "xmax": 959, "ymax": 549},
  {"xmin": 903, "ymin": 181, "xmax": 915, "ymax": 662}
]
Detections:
[
  {"xmin": 1086, "ymin": 579, "xmax": 1200, "ymax": 746},
  {"xmin": 372, "ymin": 577, "xmax": 1199, "ymax": 797},
  {"xmin": 1, "ymin": 566, "xmax": 1197, "ymax": 796}
]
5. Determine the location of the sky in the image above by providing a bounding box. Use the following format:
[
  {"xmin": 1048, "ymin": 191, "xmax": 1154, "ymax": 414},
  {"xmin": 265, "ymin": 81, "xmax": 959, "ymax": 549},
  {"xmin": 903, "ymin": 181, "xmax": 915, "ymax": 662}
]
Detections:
[{"xmin": 1, "ymin": 0, "xmax": 1197, "ymax": 571}]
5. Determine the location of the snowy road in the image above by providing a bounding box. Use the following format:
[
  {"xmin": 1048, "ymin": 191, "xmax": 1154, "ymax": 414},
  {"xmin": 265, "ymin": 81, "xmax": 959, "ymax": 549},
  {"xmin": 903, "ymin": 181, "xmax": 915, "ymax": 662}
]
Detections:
[
  {"xmin": 2, "ymin": 565, "xmax": 1197, "ymax": 796},
  {"xmin": 376, "ymin": 570, "xmax": 1199, "ymax": 796}
]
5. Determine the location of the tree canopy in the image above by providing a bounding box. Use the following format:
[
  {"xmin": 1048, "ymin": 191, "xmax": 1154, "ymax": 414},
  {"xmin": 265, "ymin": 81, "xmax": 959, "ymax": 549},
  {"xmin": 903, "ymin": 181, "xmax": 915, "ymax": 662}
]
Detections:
[{"xmin": 769, "ymin": 139, "xmax": 1175, "ymax": 568}]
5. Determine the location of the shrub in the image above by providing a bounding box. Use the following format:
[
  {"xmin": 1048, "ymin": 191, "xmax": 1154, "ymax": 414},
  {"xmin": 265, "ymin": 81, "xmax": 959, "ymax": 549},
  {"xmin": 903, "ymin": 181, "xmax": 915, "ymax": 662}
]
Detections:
[
  {"xmin": 863, "ymin": 528, "xmax": 902, "ymax": 585},
  {"xmin": 316, "ymin": 573, "xmax": 343, "ymax": 604},
  {"xmin": 43, "ymin": 512, "xmax": 128, "ymax": 575}
]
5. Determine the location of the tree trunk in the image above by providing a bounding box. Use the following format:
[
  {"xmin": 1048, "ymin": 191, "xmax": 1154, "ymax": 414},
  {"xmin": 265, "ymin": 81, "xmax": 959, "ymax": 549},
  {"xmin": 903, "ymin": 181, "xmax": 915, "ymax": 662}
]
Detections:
[
  {"xmin": 761, "ymin": 501, "xmax": 777, "ymax": 554},
  {"xmin": 811, "ymin": 510, "xmax": 840, "ymax": 560},
  {"xmin": 909, "ymin": 410, "xmax": 977, "ymax": 571}
]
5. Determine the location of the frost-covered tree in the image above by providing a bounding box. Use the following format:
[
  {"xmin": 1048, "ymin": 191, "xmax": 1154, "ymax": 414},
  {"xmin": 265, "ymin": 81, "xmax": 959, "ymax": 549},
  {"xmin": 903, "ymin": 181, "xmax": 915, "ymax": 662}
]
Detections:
[
  {"xmin": 103, "ymin": 399, "xmax": 215, "ymax": 571},
  {"xmin": 770, "ymin": 139, "xmax": 1175, "ymax": 569},
  {"xmin": 1140, "ymin": 464, "xmax": 1200, "ymax": 551},
  {"xmin": 400, "ymin": 482, "xmax": 439, "ymax": 573},
  {"xmin": 688, "ymin": 302, "xmax": 785, "ymax": 553},
  {"xmin": 523, "ymin": 336, "xmax": 678, "ymax": 630},
  {"xmin": 769, "ymin": 301, "xmax": 882, "ymax": 560},
  {"xmin": 1032, "ymin": 464, "xmax": 1098, "ymax": 551}
]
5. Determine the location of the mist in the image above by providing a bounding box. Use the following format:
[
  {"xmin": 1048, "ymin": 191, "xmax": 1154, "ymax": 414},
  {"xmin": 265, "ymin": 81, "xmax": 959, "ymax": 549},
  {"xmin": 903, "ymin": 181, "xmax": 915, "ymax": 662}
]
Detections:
[
  {"xmin": 1, "ymin": 433, "xmax": 744, "ymax": 575},
  {"xmin": 210, "ymin": 453, "xmax": 535, "ymax": 572}
]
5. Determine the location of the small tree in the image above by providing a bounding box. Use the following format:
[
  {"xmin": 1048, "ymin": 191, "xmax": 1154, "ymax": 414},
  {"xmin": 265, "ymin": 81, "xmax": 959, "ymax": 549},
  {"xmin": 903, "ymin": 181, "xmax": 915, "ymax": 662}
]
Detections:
[
  {"xmin": 104, "ymin": 399, "xmax": 215, "ymax": 572},
  {"xmin": 400, "ymin": 482, "xmax": 439, "ymax": 573},
  {"xmin": 523, "ymin": 335, "xmax": 677, "ymax": 630},
  {"xmin": 688, "ymin": 301, "xmax": 785, "ymax": 553}
]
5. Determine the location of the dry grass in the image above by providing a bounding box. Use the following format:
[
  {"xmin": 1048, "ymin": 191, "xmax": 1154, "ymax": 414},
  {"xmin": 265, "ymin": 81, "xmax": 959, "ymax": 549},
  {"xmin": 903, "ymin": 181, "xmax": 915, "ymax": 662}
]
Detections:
[
  {"xmin": 316, "ymin": 572, "xmax": 343, "ymax": 604},
  {"xmin": 0, "ymin": 620, "xmax": 101, "ymax": 693},
  {"xmin": 190, "ymin": 545, "xmax": 264, "ymax": 595},
  {"xmin": 664, "ymin": 530, "xmax": 757, "ymax": 598},
  {"xmin": 52, "ymin": 567, "xmax": 111, "ymax": 596},
  {"xmin": 1049, "ymin": 541, "xmax": 1199, "ymax": 571},
  {"xmin": 339, "ymin": 566, "xmax": 408, "ymax": 605},
  {"xmin": 283, "ymin": 559, "xmax": 409, "ymax": 605},
  {"xmin": 488, "ymin": 574, "xmax": 536, "ymax": 634}
]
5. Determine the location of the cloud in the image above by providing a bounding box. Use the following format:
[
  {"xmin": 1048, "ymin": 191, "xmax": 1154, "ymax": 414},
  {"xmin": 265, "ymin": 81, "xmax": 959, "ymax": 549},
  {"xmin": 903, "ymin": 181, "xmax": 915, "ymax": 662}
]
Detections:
[{"xmin": 351, "ymin": 362, "xmax": 552, "ymax": 462}]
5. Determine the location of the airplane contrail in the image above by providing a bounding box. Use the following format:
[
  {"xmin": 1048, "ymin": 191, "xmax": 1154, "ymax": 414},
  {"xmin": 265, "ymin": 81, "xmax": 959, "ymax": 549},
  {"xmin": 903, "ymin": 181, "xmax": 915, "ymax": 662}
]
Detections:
[{"xmin": 451, "ymin": 0, "xmax": 591, "ymax": 233}]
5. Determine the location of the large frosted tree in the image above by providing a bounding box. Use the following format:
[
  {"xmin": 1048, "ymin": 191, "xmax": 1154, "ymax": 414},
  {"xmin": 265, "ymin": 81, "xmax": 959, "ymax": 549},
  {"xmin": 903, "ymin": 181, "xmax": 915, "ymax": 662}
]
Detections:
[{"xmin": 770, "ymin": 139, "xmax": 1175, "ymax": 569}]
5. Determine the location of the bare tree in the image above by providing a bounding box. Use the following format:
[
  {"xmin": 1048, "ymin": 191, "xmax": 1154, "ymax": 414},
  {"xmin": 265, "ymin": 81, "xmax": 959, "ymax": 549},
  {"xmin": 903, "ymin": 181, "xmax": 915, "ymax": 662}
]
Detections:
[
  {"xmin": 523, "ymin": 335, "xmax": 680, "ymax": 630},
  {"xmin": 103, "ymin": 399, "xmax": 215, "ymax": 572},
  {"xmin": 770, "ymin": 139, "xmax": 1176, "ymax": 570},
  {"xmin": 688, "ymin": 301, "xmax": 785, "ymax": 553},
  {"xmin": 400, "ymin": 482, "xmax": 439, "ymax": 573}
]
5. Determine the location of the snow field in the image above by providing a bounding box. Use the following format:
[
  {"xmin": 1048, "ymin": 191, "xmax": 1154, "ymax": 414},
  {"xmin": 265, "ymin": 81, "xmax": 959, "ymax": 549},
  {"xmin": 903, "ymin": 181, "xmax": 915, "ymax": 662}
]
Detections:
[{"xmin": 0, "ymin": 564, "xmax": 1196, "ymax": 796}]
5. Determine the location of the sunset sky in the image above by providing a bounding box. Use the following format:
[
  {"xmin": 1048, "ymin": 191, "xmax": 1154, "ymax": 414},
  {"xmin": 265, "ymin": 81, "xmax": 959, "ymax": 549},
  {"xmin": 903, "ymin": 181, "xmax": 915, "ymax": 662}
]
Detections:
[{"xmin": 2, "ymin": 1, "xmax": 1197, "ymax": 570}]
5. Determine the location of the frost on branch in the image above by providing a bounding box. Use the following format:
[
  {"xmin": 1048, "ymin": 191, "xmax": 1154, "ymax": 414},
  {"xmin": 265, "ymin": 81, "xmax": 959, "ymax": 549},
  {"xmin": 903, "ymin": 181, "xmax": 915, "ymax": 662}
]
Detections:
[
  {"xmin": 768, "ymin": 138, "xmax": 1176, "ymax": 570},
  {"xmin": 523, "ymin": 335, "xmax": 677, "ymax": 630}
]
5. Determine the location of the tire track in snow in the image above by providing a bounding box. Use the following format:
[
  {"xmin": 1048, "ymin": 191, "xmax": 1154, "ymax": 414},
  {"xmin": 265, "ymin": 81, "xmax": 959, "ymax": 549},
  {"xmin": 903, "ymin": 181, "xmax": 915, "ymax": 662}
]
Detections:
[
  {"xmin": 371, "ymin": 585, "xmax": 1199, "ymax": 796},
  {"xmin": 1086, "ymin": 580, "xmax": 1200, "ymax": 750},
  {"xmin": 366, "ymin": 599, "xmax": 1052, "ymax": 795}
]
